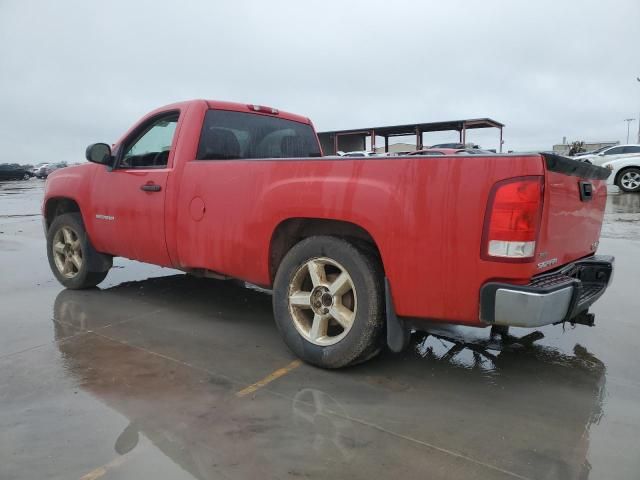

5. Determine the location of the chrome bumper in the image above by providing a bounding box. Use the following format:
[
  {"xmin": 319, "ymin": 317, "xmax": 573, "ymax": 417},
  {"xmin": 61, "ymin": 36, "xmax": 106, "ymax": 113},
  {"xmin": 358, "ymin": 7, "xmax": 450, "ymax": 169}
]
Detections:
[{"xmin": 480, "ymin": 255, "xmax": 614, "ymax": 328}]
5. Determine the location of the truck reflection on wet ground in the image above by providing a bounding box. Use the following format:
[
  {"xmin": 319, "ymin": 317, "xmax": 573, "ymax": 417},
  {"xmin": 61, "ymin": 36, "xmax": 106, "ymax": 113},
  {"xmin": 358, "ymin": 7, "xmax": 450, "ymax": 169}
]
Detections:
[
  {"xmin": 50, "ymin": 274, "xmax": 607, "ymax": 480},
  {"xmin": 602, "ymin": 192, "xmax": 640, "ymax": 239}
]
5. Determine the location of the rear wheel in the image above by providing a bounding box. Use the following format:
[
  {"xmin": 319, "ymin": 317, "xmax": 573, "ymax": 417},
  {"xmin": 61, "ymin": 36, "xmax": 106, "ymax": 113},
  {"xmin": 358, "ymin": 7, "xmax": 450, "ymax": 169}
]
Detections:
[
  {"xmin": 273, "ymin": 236, "xmax": 384, "ymax": 368},
  {"xmin": 617, "ymin": 167, "xmax": 640, "ymax": 193},
  {"xmin": 47, "ymin": 213, "xmax": 110, "ymax": 289}
]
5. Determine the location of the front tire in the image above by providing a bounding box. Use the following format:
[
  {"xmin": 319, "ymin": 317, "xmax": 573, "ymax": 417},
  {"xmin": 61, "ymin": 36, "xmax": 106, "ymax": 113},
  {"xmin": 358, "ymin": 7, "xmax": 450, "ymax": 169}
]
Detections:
[
  {"xmin": 47, "ymin": 213, "xmax": 110, "ymax": 289},
  {"xmin": 617, "ymin": 167, "xmax": 640, "ymax": 193},
  {"xmin": 273, "ymin": 236, "xmax": 384, "ymax": 368}
]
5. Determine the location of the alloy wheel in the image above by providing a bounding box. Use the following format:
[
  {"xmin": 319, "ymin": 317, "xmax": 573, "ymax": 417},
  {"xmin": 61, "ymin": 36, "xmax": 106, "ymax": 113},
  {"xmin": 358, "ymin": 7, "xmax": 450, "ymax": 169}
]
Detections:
[
  {"xmin": 52, "ymin": 226, "xmax": 83, "ymax": 278},
  {"xmin": 288, "ymin": 257, "xmax": 357, "ymax": 346},
  {"xmin": 621, "ymin": 171, "xmax": 640, "ymax": 191}
]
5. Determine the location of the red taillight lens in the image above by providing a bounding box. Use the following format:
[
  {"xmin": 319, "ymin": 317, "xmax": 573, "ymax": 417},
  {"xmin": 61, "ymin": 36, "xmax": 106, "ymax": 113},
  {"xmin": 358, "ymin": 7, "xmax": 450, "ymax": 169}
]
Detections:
[{"xmin": 481, "ymin": 176, "xmax": 543, "ymax": 261}]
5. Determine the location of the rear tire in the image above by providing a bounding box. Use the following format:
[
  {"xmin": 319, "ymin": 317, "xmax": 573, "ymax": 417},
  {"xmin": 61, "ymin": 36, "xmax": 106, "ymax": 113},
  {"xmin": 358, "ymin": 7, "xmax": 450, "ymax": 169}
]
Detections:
[
  {"xmin": 47, "ymin": 213, "xmax": 111, "ymax": 289},
  {"xmin": 616, "ymin": 167, "xmax": 640, "ymax": 193},
  {"xmin": 273, "ymin": 236, "xmax": 385, "ymax": 368}
]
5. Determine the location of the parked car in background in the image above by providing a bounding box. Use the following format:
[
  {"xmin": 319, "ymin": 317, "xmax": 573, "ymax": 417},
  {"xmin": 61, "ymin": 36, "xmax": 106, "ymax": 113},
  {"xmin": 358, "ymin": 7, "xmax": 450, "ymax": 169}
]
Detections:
[
  {"xmin": 573, "ymin": 144, "xmax": 640, "ymax": 166},
  {"xmin": 0, "ymin": 163, "xmax": 33, "ymax": 180},
  {"xmin": 34, "ymin": 163, "xmax": 50, "ymax": 177},
  {"xmin": 407, "ymin": 148, "xmax": 495, "ymax": 156},
  {"xmin": 603, "ymin": 156, "xmax": 640, "ymax": 193},
  {"xmin": 36, "ymin": 162, "xmax": 67, "ymax": 179},
  {"xmin": 407, "ymin": 148, "xmax": 458, "ymax": 156},
  {"xmin": 430, "ymin": 142, "xmax": 467, "ymax": 149},
  {"xmin": 31, "ymin": 162, "xmax": 49, "ymax": 175},
  {"xmin": 338, "ymin": 151, "xmax": 381, "ymax": 157}
]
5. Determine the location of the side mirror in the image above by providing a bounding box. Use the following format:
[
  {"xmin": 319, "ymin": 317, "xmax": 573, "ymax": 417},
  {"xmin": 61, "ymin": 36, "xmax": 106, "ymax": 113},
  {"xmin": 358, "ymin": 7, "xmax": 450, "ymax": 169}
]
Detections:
[{"xmin": 86, "ymin": 143, "xmax": 113, "ymax": 165}]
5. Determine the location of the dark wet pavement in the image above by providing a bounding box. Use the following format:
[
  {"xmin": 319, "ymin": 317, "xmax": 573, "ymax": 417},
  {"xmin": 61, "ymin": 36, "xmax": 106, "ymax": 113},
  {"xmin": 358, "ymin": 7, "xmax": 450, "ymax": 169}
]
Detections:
[{"xmin": 1, "ymin": 180, "xmax": 640, "ymax": 480}]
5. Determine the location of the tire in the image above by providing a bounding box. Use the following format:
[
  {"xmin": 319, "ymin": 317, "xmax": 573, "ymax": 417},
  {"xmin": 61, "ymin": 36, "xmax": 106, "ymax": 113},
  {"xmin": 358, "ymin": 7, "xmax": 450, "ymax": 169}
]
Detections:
[
  {"xmin": 22, "ymin": 173, "xmax": 30, "ymax": 180},
  {"xmin": 47, "ymin": 213, "xmax": 111, "ymax": 289},
  {"xmin": 616, "ymin": 167, "xmax": 640, "ymax": 193},
  {"xmin": 273, "ymin": 236, "xmax": 385, "ymax": 368}
]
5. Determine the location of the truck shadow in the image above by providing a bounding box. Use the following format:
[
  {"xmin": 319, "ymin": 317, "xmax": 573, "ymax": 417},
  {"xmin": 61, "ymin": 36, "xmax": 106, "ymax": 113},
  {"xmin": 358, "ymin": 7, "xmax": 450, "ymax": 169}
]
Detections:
[{"xmin": 51, "ymin": 274, "xmax": 606, "ymax": 480}]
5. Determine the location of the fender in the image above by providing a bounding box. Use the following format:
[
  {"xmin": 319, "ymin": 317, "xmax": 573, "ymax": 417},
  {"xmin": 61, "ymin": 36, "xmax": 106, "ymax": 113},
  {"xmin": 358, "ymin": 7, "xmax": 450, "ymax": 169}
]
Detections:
[{"xmin": 43, "ymin": 163, "xmax": 101, "ymax": 248}]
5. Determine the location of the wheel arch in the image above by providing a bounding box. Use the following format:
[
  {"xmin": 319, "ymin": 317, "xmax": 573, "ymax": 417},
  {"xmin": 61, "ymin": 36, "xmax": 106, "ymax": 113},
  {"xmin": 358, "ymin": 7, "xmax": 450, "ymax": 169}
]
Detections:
[
  {"xmin": 268, "ymin": 218, "xmax": 384, "ymax": 282},
  {"xmin": 614, "ymin": 165, "xmax": 640, "ymax": 181},
  {"xmin": 44, "ymin": 197, "xmax": 83, "ymax": 232},
  {"xmin": 46, "ymin": 199, "xmax": 112, "ymax": 274}
]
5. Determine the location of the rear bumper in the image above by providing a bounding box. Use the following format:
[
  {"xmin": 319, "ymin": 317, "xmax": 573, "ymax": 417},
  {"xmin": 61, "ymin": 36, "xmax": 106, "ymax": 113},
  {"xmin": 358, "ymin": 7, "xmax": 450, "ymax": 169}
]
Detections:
[{"xmin": 480, "ymin": 255, "xmax": 614, "ymax": 328}]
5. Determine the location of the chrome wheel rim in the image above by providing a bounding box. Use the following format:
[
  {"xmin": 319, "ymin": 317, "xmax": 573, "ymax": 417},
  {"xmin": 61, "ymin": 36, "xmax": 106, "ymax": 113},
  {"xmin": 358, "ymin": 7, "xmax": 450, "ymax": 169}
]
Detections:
[
  {"xmin": 288, "ymin": 257, "xmax": 357, "ymax": 346},
  {"xmin": 52, "ymin": 226, "xmax": 83, "ymax": 279},
  {"xmin": 621, "ymin": 171, "xmax": 640, "ymax": 190}
]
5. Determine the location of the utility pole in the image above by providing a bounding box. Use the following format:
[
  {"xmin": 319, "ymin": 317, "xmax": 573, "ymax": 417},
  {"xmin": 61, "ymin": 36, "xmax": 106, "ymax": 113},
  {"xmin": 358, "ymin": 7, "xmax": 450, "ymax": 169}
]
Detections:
[
  {"xmin": 624, "ymin": 118, "xmax": 635, "ymax": 144},
  {"xmin": 637, "ymin": 77, "xmax": 640, "ymax": 143}
]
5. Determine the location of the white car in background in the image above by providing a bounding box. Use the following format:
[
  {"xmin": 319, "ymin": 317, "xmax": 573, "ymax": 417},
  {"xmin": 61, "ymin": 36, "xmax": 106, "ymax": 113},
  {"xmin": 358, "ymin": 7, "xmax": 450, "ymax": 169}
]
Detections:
[
  {"xmin": 574, "ymin": 144, "xmax": 640, "ymax": 166},
  {"xmin": 603, "ymin": 156, "xmax": 640, "ymax": 193},
  {"xmin": 337, "ymin": 151, "xmax": 382, "ymax": 157}
]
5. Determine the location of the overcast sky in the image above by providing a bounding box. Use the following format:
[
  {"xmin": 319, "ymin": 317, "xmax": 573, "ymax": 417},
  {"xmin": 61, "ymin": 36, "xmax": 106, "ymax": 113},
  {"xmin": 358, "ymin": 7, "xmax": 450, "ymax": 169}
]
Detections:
[{"xmin": 1, "ymin": 0, "xmax": 639, "ymax": 163}]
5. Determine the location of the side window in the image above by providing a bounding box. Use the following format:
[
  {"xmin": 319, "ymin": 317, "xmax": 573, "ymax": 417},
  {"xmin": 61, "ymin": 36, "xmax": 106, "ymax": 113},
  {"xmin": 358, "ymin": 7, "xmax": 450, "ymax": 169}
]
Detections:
[
  {"xmin": 604, "ymin": 147, "xmax": 624, "ymax": 155},
  {"xmin": 197, "ymin": 109, "xmax": 321, "ymax": 160},
  {"xmin": 119, "ymin": 113, "xmax": 179, "ymax": 169},
  {"xmin": 623, "ymin": 146, "xmax": 640, "ymax": 154}
]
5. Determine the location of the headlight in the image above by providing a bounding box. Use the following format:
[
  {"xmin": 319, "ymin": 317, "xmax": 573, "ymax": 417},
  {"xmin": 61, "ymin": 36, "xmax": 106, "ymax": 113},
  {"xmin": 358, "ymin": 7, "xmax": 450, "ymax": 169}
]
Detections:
[{"xmin": 605, "ymin": 164, "xmax": 614, "ymax": 170}]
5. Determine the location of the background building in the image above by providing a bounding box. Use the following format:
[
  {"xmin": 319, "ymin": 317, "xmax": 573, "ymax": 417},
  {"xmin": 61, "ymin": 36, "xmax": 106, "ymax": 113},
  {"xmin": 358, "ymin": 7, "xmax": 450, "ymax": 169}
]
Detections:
[{"xmin": 318, "ymin": 118, "xmax": 504, "ymax": 155}]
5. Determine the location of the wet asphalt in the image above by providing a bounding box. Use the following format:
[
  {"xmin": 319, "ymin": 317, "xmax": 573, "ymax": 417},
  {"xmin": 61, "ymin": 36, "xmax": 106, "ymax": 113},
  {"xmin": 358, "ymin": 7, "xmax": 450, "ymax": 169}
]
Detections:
[{"xmin": 1, "ymin": 180, "xmax": 639, "ymax": 480}]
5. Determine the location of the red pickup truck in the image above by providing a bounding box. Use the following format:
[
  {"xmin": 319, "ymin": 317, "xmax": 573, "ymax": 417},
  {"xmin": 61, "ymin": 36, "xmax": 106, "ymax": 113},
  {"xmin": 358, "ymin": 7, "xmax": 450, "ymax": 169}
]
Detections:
[{"xmin": 43, "ymin": 99, "xmax": 614, "ymax": 368}]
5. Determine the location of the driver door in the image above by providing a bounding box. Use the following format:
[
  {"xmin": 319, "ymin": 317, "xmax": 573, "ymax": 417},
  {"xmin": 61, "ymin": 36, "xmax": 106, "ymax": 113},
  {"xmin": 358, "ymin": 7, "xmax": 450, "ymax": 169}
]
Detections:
[{"xmin": 90, "ymin": 112, "xmax": 179, "ymax": 266}]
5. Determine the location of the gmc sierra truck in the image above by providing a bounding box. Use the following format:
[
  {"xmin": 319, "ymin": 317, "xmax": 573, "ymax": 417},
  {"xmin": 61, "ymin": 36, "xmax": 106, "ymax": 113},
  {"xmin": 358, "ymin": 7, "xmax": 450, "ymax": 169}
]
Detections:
[{"xmin": 43, "ymin": 100, "xmax": 614, "ymax": 368}]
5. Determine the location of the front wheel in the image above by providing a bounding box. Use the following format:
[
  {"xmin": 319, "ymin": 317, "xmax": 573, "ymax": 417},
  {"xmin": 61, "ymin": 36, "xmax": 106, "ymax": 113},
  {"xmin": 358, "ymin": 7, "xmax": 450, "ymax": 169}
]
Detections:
[
  {"xmin": 47, "ymin": 213, "xmax": 111, "ymax": 289},
  {"xmin": 273, "ymin": 236, "xmax": 385, "ymax": 368},
  {"xmin": 617, "ymin": 167, "xmax": 640, "ymax": 193}
]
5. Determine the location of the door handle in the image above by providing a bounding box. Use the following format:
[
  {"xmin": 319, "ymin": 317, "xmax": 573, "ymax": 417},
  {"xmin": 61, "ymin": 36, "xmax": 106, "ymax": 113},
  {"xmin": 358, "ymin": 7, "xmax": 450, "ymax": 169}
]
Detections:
[{"xmin": 140, "ymin": 183, "xmax": 161, "ymax": 192}]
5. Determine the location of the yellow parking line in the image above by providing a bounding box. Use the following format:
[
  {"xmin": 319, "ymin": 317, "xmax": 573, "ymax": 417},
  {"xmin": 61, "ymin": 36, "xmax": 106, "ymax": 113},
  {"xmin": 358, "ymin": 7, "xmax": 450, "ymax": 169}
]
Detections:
[
  {"xmin": 80, "ymin": 467, "xmax": 107, "ymax": 480},
  {"xmin": 80, "ymin": 455, "xmax": 128, "ymax": 480},
  {"xmin": 235, "ymin": 360, "xmax": 302, "ymax": 397}
]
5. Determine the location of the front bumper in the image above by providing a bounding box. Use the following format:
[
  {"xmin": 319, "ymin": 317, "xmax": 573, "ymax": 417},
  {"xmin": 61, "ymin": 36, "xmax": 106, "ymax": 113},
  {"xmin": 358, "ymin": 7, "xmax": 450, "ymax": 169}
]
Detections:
[{"xmin": 480, "ymin": 255, "xmax": 614, "ymax": 328}]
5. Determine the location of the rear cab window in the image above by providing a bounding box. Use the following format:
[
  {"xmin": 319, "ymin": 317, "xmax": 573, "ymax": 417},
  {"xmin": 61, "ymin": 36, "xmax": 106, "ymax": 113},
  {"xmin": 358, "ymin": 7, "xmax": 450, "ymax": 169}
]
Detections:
[{"xmin": 196, "ymin": 110, "xmax": 321, "ymax": 160}]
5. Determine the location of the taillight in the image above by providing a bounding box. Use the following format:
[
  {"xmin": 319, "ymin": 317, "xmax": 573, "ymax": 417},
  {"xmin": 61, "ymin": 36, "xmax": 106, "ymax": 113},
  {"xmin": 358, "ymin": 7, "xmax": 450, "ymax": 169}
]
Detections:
[{"xmin": 481, "ymin": 176, "xmax": 543, "ymax": 262}]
